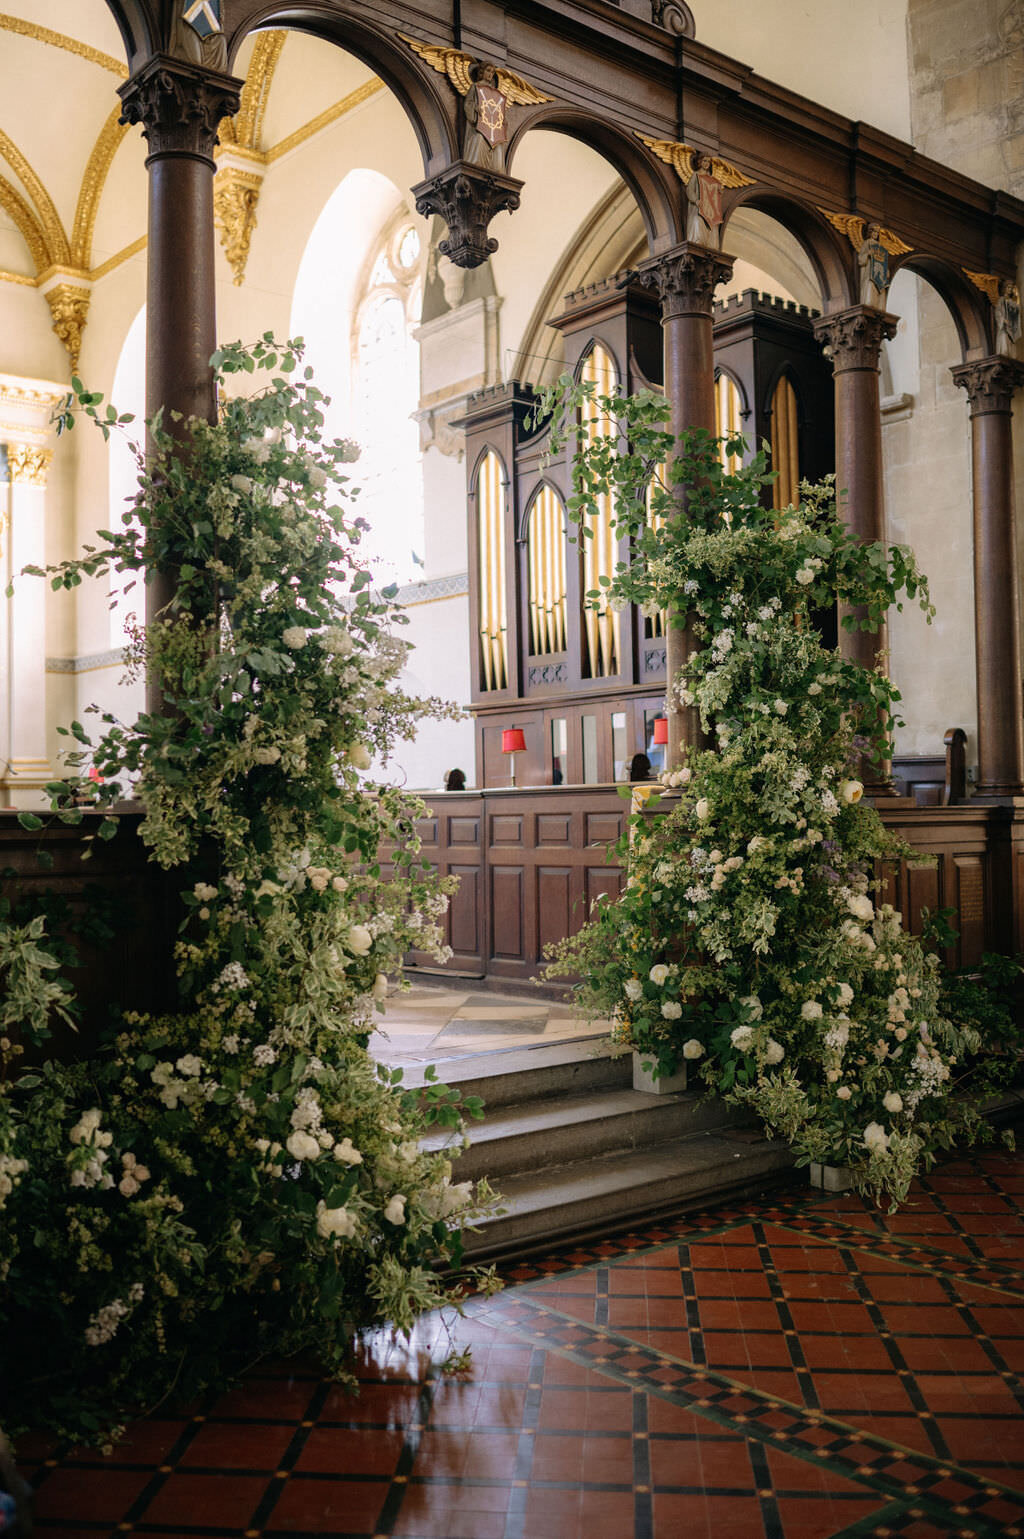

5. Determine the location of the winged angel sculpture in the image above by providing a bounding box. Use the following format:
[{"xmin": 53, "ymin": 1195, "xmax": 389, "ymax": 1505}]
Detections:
[
  {"xmin": 636, "ymin": 134, "xmax": 755, "ymax": 247},
  {"xmin": 819, "ymin": 212, "xmax": 913, "ymax": 310},
  {"xmin": 401, "ymin": 37, "xmax": 552, "ymax": 173}
]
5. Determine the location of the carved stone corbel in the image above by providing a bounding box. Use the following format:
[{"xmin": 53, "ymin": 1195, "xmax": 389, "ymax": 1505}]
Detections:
[
  {"xmin": 214, "ymin": 162, "xmax": 263, "ymax": 284},
  {"xmin": 412, "ymin": 163, "xmax": 523, "ymax": 270},
  {"xmin": 119, "ymin": 55, "xmax": 242, "ymax": 164},
  {"xmin": 39, "ymin": 274, "xmax": 92, "ymax": 374},
  {"xmin": 635, "ymin": 243, "xmax": 735, "ymax": 319}
]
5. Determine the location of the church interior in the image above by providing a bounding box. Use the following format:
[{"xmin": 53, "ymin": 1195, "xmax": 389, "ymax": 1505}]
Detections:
[{"xmin": 2, "ymin": 1, "xmax": 1024, "ymax": 1535}]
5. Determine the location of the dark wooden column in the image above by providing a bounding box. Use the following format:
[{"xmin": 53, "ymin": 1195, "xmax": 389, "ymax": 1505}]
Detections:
[
  {"xmin": 951, "ymin": 357, "xmax": 1024, "ymax": 798},
  {"xmin": 812, "ymin": 306, "xmax": 899, "ymax": 793},
  {"xmin": 119, "ymin": 57, "xmax": 241, "ymax": 710},
  {"xmin": 638, "ymin": 243, "xmax": 734, "ymax": 766}
]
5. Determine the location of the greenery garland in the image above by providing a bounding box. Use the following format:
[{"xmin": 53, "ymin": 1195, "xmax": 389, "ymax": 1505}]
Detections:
[{"xmin": 0, "ymin": 337, "xmax": 497, "ymax": 1447}]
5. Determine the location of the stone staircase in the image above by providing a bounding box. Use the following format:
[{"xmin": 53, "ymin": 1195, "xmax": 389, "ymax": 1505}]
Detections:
[{"xmin": 414, "ymin": 1034, "xmax": 795, "ymax": 1262}]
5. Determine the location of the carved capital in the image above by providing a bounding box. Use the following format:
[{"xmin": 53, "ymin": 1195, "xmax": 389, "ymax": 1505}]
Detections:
[
  {"xmin": 119, "ymin": 55, "xmax": 242, "ymax": 165},
  {"xmin": 412, "ymin": 163, "xmax": 522, "ymax": 270},
  {"xmin": 9, "ymin": 444, "xmax": 53, "ymax": 487},
  {"xmin": 813, "ymin": 306, "xmax": 898, "ymax": 372},
  {"xmin": 635, "ymin": 243, "xmax": 734, "ymax": 320},
  {"xmin": 214, "ymin": 164, "xmax": 263, "ymax": 284},
  {"xmin": 951, "ymin": 356, "xmax": 1024, "ymax": 416},
  {"xmin": 43, "ymin": 282, "xmax": 91, "ymax": 373}
]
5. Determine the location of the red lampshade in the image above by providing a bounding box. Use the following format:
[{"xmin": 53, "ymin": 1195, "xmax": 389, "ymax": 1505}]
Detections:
[
  {"xmin": 652, "ymin": 716, "xmax": 669, "ymax": 746},
  {"xmin": 502, "ymin": 728, "xmax": 527, "ymax": 754}
]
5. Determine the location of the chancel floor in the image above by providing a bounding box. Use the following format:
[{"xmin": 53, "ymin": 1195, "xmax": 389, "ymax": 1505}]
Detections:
[
  {"xmin": 369, "ymin": 984, "xmax": 609, "ymax": 1070},
  {"xmin": 21, "ymin": 1149, "xmax": 1024, "ymax": 1539}
]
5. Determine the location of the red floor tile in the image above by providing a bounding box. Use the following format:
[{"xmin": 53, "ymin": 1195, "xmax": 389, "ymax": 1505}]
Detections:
[
  {"xmin": 265, "ymin": 1473, "xmax": 389, "ymax": 1532},
  {"xmin": 141, "ymin": 1469, "xmax": 268, "ymax": 1527},
  {"xmin": 294, "ymin": 1425, "xmax": 406, "ymax": 1475},
  {"xmin": 33, "ymin": 1467, "xmax": 152, "ymax": 1524},
  {"xmin": 179, "ymin": 1420, "xmax": 297, "ymax": 1470}
]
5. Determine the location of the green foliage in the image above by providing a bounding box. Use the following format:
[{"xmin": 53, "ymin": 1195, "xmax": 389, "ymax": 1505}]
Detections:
[
  {"xmin": 541, "ymin": 376, "xmax": 1013, "ymax": 1207},
  {"xmin": 0, "ymin": 338, "xmax": 494, "ymax": 1447}
]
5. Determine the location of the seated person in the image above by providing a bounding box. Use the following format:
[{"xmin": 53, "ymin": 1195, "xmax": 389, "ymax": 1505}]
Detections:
[
  {"xmin": 628, "ymin": 752, "xmax": 652, "ymax": 783},
  {"xmin": 444, "ymin": 767, "xmax": 467, "ymax": 791}
]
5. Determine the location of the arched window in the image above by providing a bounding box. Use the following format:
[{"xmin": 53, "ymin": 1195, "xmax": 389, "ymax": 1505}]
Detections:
[
  {"xmin": 526, "ymin": 485, "xmax": 567, "ymax": 655},
  {"xmin": 476, "ymin": 450, "xmax": 508, "ymax": 691},
  {"xmin": 770, "ymin": 372, "xmax": 800, "ymax": 509},
  {"xmin": 714, "ymin": 370, "xmax": 744, "ymax": 476},
  {"xmin": 578, "ymin": 344, "xmax": 620, "ymax": 678}
]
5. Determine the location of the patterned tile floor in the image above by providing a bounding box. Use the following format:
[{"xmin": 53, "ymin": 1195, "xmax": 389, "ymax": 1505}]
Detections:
[{"xmin": 19, "ymin": 1149, "xmax": 1024, "ymax": 1539}]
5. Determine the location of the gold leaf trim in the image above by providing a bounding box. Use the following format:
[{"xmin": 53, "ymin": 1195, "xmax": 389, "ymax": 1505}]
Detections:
[
  {"xmin": 819, "ymin": 208, "xmax": 913, "ymax": 257},
  {"xmin": 226, "ymin": 30, "xmax": 287, "ymax": 150},
  {"xmin": 635, "ymin": 132, "xmax": 755, "ymax": 188},
  {"xmin": 0, "ymin": 172, "xmax": 51, "ymax": 273},
  {"xmin": 71, "ymin": 106, "xmax": 130, "ymax": 271},
  {"xmin": 265, "ymin": 79, "xmax": 385, "ymax": 162},
  {"xmin": 214, "ymin": 165, "xmax": 263, "ymax": 284},
  {"xmin": 89, "ymin": 235, "xmax": 147, "ymax": 282},
  {"xmin": 0, "ymin": 268, "xmax": 35, "ymax": 287},
  {"xmin": 0, "ymin": 127, "xmax": 70, "ymax": 266},
  {"xmin": 9, "ymin": 444, "xmax": 53, "ymax": 486},
  {"xmin": 962, "ymin": 268, "xmax": 1002, "ymax": 305},
  {"xmin": 399, "ymin": 33, "xmax": 552, "ymax": 104},
  {"xmin": 0, "ymin": 14, "xmax": 128, "ymax": 78}
]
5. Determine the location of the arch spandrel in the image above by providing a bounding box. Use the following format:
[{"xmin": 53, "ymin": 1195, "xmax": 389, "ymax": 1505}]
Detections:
[
  {"xmin": 720, "ymin": 190, "xmax": 854, "ymax": 312},
  {"xmin": 506, "ymin": 108, "xmax": 682, "ymax": 254},
  {"xmin": 225, "ymin": 5, "xmax": 460, "ymax": 171}
]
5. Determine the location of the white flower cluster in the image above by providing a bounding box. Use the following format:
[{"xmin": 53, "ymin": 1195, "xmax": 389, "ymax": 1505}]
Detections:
[
  {"xmin": 84, "ymin": 1282, "xmax": 144, "ymax": 1347},
  {"xmin": 0, "ymin": 1152, "xmax": 28, "ymax": 1210},
  {"xmin": 68, "ymin": 1108, "xmax": 115, "ymax": 1189}
]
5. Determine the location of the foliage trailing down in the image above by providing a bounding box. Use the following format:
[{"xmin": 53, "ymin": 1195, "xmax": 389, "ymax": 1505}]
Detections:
[
  {"xmin": 540, "ymin": 377, "xmax": 1015, "ymax": 1206},
  {"xmin": 0, "ymin": 337, "xmax": 497, "ymax": 1447}
]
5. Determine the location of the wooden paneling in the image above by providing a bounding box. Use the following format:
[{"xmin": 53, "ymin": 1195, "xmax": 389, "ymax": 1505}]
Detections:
[
  {"xmin": 449, "ymin": 863, "xmax": 482, "ymax": 960},
  {"xmin": 537, "ymin": 813, "xmax": 571, "ymax": 845},
  {"xmin": 491, "ymin": 866, "xmax": 525, "ymax": 959},
  {"xmin": 538, "ymin": 866, "xmax": 572, "ymax": 956}
]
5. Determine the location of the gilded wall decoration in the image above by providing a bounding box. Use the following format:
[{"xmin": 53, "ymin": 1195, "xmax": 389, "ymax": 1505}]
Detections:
[
  {"xmin": 8, "ymin": 444, "xmax": 53, "ymax": 487},
  {"xmin": 0, "ymin": 14, "xmax": 128, "ymax": 77},
  {"xmin": 214, "ymin": 165, "xmax": 263, "ymax": 285},
  {"xmin": 43, "ymin": 282, "xmax": 91, "ymax": 374}
]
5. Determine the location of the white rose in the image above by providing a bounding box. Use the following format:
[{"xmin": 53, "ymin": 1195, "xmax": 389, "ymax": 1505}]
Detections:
[
  {"xmin": 836, "ymin": 1085, "xmax": 852, "ymax": 1100},
  {"xmin": 836, "ymin": 983, "xmax": 854, "ymax": 1008},
  {"xmin": 847, "ymin": 894, "xmax": 874, "ymax": 923},
  {"xmin": 764, "ymin": 1039, "xmax": 785, "ymax": 1065},
  {"xmin": 347, "ymin": 744, "xmax": 372, "ymax": 770},
  {"xmin": 648, "ymin": 964, "xmax": 669, "ymax": 987},
  {"xmin": 286, "ymin": 1130, "xmax": 321, "ymax": 1162},
  {"xmin": 801, "ymin": 1001, "xmax": 823, "ymax": 1021},
  {"xmin": 808, "ymin": 682, "xmax": 822, "ymax": 696},
  {"xmin": 682, "ymin": 1039, "xmax": 704, "ymax": 1060},
  {"xmin": 384, "ymin": 1193, "xmax": 407, "ymax": 1225},
  {"xmin": 863, "ymin": 1121, "xmax": 890, "ymax": 1154},
  {"xmin": 230, "ymin": 474, "xmax": 253, "ymax": 495},
  {"xmin": 661, "ymin": 1001, "xmax": 683, "ymax": 1020},
  {"xmin": 193, "ymin": 882, "xmax": 218, "ymax": 902},
  {"xmin": 840, "ymin": 779, "xmax": 864, "ymax": 805},
  {"xmin": 254, "ymin": 746, "xmax": 281, "ymax": 765},
  {"xmin": 372, "ymin": 972, "xmax": 389, "ymax": 1000},
  {"xmin": 331, "ymin": 875, "xmax": 349, "ymax": 893},
  {"xmin": 333, "ymin": 1137, "xmax": 363, "ymax": 1166},
  {"xmin": 774, "ymin": 699, "xmax": 788, "ymax": 715},
  {"xmin": 796, "ymin": 566, "xmax": 815, "ymax": 585},
  {"xmin": 739, "ymin": 995, "xmax": 763, "ymax": 1020},
  {"xmin": 695, "ymin": 799, "xmax": 710, "ymax": 820},
  {"xmin": 347, "ymin": 925, "xmax": 373, "ymax": 956},
  {"xmin": 176, "ymin": 1054, "xmax": 202, "ymax": 1077},
  {"xmin": 731, "ymin": 1025, "xmax": 755, "ymax": 1052},
  {"xmin": 317, "ymin": 1201, "xmax": 357, "ymax": 1240},
  {"xmin": 882, "ymin": 1091, "xmax": 904, "ymax": 1114},
  {"xmin": 282, "ymin": 627, "xmax": 307, "ymax": 650},
  {"xmin": 624, "ymin": 978, "xmax": 643, "ymax": 1002}
]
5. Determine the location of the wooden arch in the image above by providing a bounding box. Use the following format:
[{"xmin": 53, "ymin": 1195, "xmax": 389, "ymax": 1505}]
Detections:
[{"xmin": 721, "ymin": 189, "xmax": 855, "ymax": 312}]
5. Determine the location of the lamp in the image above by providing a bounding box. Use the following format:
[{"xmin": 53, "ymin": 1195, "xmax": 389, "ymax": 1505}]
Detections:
[
  {"xmin": 652, "ymin": 716, "xmax": 669, "ymax": 746},
  {"xmin": 502, "ymin": 727, "xmax": 526, "ymax": 786}
]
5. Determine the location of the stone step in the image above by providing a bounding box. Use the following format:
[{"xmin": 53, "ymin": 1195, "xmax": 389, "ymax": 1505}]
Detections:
[
  {"xmin": 431, "ymin": 1085, "xmax": 742, "ymax": 1181},
  {"xmin": 401, "ymin": 1033, "xmax": 630, "ymax": 1108},
  {"xmin": 463, "ymin": 1129, "xmax": 794, "ymax": 1261}
]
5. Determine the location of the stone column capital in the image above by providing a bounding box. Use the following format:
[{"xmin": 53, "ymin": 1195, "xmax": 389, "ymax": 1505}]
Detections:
[
  {"xmin": 8, "ymin": 444, "xmax": 53, "ymax": 487},
  {"xmin": 635, "ymin": 242, "xmax": 735, "ymax": 320},
  {"xmin": 951, "ymin": 356, "xmax": 1024, "ymax": 417},
  {"xmin": 412, "ymin": 163, "xmax": 523, "ymax": 270},
  {"xmin": 119, "ymin": 55, "xmax": 242, "ymax": 168},
  {"xmin": 813, "ymin": 306, "xmax": 898, "ymax": 372}
]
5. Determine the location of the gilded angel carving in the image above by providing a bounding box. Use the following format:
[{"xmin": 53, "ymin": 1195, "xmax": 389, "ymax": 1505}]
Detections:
[{"xmin": 401, "ymin": 36, "xmax": 552, "ymax": 172}]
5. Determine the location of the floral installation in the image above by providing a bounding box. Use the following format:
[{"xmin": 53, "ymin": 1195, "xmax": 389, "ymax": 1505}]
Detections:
[
  {"xmin": 0, "ymin": 337, "xmax": 496, "ymax": 1446},
  {"xmin": 540, "ymin": 379, "xmax": 1011, "ymax": 1206}
]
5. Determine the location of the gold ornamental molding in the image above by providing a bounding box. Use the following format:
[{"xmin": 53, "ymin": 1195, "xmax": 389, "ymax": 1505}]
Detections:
[
  {"xmin": 0, "ymin": 127, "xmax": 70, "ymax": 266},
  {"xmin": 71, "ymin": 106, "xmax": 132, "ymax": 272},
  {"xmin": 222, "ymin": 30, "xmax": 287, "ymax": 151},
  {"xmin": 214, "ymin": 163, "xmax": 263, "ymax": 285},
  {"xmin": 400, "ymin": 35, "xmax": 553, "ymax": 104},
  {"xmin": 88, "ymin": 236, "xmax": 147, "ymax": 283},
  {"xmin": 265, "ymin": 78, "xmax": 386, "ymax": 162},
  {"xmin": 635, "ymin": 132, "xmax": 756, "ymax": 188},
  {"xmin": 0, "ymin": 174, "xmax": 51, "ymax": 272},
  {"xmin": 8, "ymin": 444, "xmax": 53, "ymax": 487},
  {"xmin": 41, "ymin": 279, "xmax": 92, "ymax": 374},
  {"xmin": 819, "ymin": 209, "xmax": 913, "ymax": 257},
  {"xmin": 0, "ymin": 15, "xmax": 128, "ymax": 78}
]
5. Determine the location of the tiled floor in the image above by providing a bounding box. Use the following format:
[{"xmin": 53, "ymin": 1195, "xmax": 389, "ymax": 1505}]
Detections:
[
  {"xmin": 369, "ymin": 984, "xmax": 609, "ymax": 1071},
  {"xmin": 19, "ymin": 1149, "xmax": 1024, "ymax": 1539}
]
